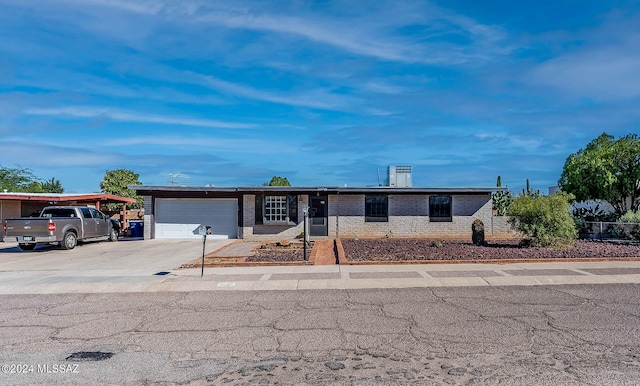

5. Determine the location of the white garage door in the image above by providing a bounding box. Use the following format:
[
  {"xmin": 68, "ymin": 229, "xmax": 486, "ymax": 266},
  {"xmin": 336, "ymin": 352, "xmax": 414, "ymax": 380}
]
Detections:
[{"xmin": 155, "ymin": 198, "xmax": 238, "ymax": 239}]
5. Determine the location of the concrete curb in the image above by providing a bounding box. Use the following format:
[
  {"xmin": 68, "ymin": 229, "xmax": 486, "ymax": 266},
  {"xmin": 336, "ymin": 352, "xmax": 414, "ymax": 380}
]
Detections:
[{"xmin": 183, "ymin": 238, "xmax": 640, "ymax": 267}]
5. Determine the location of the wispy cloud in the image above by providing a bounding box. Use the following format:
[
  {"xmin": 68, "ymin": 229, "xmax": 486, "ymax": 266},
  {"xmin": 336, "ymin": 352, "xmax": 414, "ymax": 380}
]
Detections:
[
  {"xmin": 0, "ymin": 139, "xmax": 124, "ymax": 168},
  {"xmin": 200, "ymin": 75, "xmax": 357, "ymax": 111},
  {"xmin": 62, "ymin": 0, "xmax": 509, "ymax": 66},
  {"xmin": 24, "ymin": 107, "xmax": 257, "ymax": 129},
  {"xmin": 102, "ymin": 135, "xmax": 293, "ymax": 155},
  {"xmin": 526, "ymin": 12, "xmax": 640, "ymax": 101},
  {"xmin": 201, "ymin": 3, "xmax": 508, "ymax": 65},
  {"xmin": 529, "ymin": 49, "xmax": 640, "ymax": 101},
  {"xmin": 3, "ymin": 0, "xmax": 638, "ymax": 194}
]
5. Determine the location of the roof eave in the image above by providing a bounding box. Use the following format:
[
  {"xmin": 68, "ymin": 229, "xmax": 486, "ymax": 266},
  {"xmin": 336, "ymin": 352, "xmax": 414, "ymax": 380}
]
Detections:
[{"xmin": 130, "ymin": 185, "xmax": 505, "ymax": 195}]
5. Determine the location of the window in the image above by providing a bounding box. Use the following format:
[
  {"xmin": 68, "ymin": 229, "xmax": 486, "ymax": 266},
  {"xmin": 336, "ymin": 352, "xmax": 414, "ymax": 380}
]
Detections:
[
  {"xmin": 80, "ymin": 207, "xmax": 92, "ymax": 219},
  {"xmin": 429, "ymin": 195, "xmax": 452, "ymax": 222},
  {"xmin": 287, "ymin": 195, "xmax": 298, "ymax": 223},
  {"xmin": 41, "ymin": 208, "xmax": 76, "ymax": 218},
  {"xmin": 264, "ymin": 196, "xmax": 287, "ymax": 223},
  {"xmin": 89, "ymin": 208, "xmax": 104, "ymax": 219},
  {"xmin": 257, "ymin": 195, "xmax": 298, "ymax": 224},
  {"xmin": 365, "ymin": 195, "xmax": 388, "ymax": 222}
]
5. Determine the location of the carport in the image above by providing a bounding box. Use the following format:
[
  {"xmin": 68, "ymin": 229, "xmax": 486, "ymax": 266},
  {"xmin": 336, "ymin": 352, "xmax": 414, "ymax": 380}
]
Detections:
[{"xmin": 0, "ymin": 192, "xmax": 136, "ymax": 241}]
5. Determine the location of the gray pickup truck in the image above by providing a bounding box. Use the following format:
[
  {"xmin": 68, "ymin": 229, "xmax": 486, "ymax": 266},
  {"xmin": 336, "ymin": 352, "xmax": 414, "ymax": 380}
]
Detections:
[{"xmin": 3, "ymin": 206, "xmax": 118, "ymax": 251}]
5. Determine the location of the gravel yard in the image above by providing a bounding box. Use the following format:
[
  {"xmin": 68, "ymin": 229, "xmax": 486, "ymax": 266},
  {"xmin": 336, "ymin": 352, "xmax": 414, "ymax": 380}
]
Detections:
[
  {"xmin": 245, "ymin": 241, "xmax": 310, "ymax": 262},
  {"xmin": 204, "ymin": 239, "xmax": 640, "ymax": 265},
  {"xmin": 341, "ymin": 239, "xmax": 640, "ymax": 262}
]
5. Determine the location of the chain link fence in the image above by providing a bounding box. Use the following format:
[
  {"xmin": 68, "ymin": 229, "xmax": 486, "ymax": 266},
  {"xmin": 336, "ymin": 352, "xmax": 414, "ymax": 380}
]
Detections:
[{"xmin": 581, "ymin": 221, "xmax": 640, "ymax": 241}]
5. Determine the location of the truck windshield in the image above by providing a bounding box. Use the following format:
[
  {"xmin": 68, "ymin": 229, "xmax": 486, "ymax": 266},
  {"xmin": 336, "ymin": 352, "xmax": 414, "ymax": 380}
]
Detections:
[{"xmin": 41, "ymin": 209, "xmax": 77, "ymax": 218}]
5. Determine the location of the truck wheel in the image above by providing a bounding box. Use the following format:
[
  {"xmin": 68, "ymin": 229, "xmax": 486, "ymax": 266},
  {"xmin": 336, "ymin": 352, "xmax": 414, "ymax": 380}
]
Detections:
[
  {"xmin": 18, "ymin": 243, "xmax": 36, "ymax": 251},
  {"xmin": 108, "ymin": 228, "xmax": 118, "ymax": 242},
  {"xmin": 62, "ymin": 232, "xmax": 77, "ymax": 250}
]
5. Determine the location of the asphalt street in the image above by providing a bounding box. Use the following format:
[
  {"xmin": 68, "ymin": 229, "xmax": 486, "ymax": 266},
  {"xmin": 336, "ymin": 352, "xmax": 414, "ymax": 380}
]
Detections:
[
  {"xmin": 1, "ymin": 284, "xmax": 639, "ymax": 385},
  {"xmin": 1, "ymin": 239, "xmax": 639, "ymax": 385}
]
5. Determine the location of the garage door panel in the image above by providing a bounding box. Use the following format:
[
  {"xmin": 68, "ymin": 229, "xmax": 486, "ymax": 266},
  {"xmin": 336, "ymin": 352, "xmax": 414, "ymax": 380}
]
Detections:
[{"xmin": 155, "ymin": 199, "xmax": 237, "ymax": 239}]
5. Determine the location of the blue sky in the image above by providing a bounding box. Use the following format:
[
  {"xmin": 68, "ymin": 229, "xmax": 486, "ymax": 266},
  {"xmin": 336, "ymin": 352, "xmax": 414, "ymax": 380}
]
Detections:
[{"xmin": 1, "ymin": 0, "xmax": 639, "ymax": 194}]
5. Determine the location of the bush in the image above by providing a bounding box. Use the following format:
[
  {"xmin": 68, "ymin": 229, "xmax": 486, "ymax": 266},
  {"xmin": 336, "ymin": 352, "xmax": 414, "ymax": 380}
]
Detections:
[
  {"xmin": 508, "ymin": 192, "xmax": 577, "ymax": 247},
  {"xmin": 620, "ymin": 210, "xmax": 640, "ymax": 223},
  {"xmin": 620, "ymin": 211, "xmax": 640, "ymax": 240}
]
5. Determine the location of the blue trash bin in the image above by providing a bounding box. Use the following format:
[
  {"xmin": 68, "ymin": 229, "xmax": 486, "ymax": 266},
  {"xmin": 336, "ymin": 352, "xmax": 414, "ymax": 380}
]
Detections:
[{"xmin": 129, "ymin": 221, "xmax": 144, "ymax": 237}]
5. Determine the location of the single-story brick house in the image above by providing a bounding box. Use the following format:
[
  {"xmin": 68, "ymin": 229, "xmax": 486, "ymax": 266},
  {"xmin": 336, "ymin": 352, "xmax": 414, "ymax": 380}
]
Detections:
[{"xmin": 131, "ymin": 185, "xmax": 509, "ymax": 240}]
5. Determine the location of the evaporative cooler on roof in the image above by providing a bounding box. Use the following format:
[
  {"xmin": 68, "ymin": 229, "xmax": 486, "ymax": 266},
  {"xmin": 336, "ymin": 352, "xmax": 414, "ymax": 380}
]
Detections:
[{"xmin": 386, "ymin": 165, "xmax": 413, "ymax": 187}]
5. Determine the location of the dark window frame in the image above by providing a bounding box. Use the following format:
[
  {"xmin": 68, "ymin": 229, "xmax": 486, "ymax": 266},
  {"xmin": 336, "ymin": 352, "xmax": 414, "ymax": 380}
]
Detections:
[
  {"xmin": 255, "ymin": 195, "xmax": 263, "ymax": 225},
  {"xmin": 365, "ymin": 194, "xmax": 388, "ymax": 222},
  {"xmin": 429, "ymin": 195, "xmax": 452, "ymax": 222},
  {"xmin": 255, "ymin": 194, "xmax": 298, "ymax": 225}
]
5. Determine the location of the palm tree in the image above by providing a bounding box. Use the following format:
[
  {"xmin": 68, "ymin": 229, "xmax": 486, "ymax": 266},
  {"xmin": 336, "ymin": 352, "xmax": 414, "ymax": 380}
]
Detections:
[{"xmin": 41, "ymin": 177, "xmax": 64, "ymax": 193}]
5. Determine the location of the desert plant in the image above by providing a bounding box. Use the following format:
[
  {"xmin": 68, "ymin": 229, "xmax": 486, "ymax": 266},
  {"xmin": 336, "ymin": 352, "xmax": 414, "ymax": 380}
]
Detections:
[
  {"xmin": 572, "ymin": 204, "xmax": 618, "ymax": 224},
  {"xmin": 508, "ymin": 192, "xmax": 577, "ymax": 247},
  {"xmin": 620, "ymin": 211, "xmax": 640, "ymax": 240},
  {"xmin": 492, "ymin": 190, "xmax": 513, "ymax": 216},
  {"xmin": 521, "ymin": 179, "xmax": 541, "ymax": 197},
  {"xmin": 620, "ymin": 210, "xmax": 640, "ymax": 223},
  {"xmin": 492, "ymin": 176, "xmax": 513, "ymax": 216},
  {"xmin": 472, "ymin": 219, "xmax": 487, "ymax": 246}
]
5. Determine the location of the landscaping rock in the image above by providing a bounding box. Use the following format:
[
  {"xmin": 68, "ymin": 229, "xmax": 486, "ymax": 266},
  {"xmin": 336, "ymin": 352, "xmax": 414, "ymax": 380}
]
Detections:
[{"xmin": 341, "ymin": 239, "xmax": 640, "ymax": 262}]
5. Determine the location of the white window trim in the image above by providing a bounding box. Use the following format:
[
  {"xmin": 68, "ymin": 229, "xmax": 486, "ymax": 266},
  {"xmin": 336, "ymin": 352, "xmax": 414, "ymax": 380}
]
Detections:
[{"xmin": 263, "ymin": 195, "xmax": 289, "ymax": 224}]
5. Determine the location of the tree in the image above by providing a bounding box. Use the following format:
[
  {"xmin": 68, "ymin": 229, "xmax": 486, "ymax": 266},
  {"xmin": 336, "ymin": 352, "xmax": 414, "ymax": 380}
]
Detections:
[
  {"xmin": 100, "ymin": 169, "xmax": 143, "ymax": 209},
  {"xmin": 263, "ymin": 176, "xmax": 291, "ymax": 186},
  {"xmin": 508, "ymin": 192, "xmax": 577, "ymax": 247},
  {"xmin": 0, "ymin": 165, "xmax": 37, "ymax": 192},
  {"xmin": 41, "ymin": 177, "xmax": 65, "ymax": 193},
  {"xmin": 559, "ymin": 133, "xmax": 640, "ymax": 217},
  {"xmin": 0, "ymin": 165, "xmax": 65, "ymax": 193}
]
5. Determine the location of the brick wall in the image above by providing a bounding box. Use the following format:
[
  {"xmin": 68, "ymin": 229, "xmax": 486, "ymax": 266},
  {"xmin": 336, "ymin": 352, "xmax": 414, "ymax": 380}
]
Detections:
[
  {"xmin": 143, "ymin": 196, "xmax": 153, "ymax": 239},
  {"xmin": 240, "ymin": 194, "xmax": 255, "ymax": 239},
  {"xmin": 242, "ymin": 194, "xmax": 308, "ymax": 241},
  {"xmin": 329, "ymin": 194, "xmax": 495, "ymax": 239},
  {"xmin": 453, "ymin": 195, "xmax": 490, "ymax": 216},
  {"xmin": 239, "ymin": 193, "xmax": 498, "ymax": 240},
  {"xmin": 490, "ymin": 216, "xmax": 519, "ymax": 238}
]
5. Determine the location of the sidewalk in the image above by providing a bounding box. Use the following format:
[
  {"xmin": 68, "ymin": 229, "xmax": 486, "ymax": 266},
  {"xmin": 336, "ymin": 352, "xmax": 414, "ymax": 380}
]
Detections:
[{"xmin": 1, "ymin": 260, "xmax": 640, "ymax": 294}]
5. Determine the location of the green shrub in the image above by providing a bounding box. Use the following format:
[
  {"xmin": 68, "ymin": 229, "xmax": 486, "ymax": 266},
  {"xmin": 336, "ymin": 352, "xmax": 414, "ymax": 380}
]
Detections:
[
  {"xmin": 620, "ymin": 210, "xmax": 640, "ymax": 223},
  {"xmin": 508, "ymin": 192, "xmax": 577, "ymax": 247},
  {"xmin": 620, "ymin": 211, "xmax": 640, "ymax": 240}
]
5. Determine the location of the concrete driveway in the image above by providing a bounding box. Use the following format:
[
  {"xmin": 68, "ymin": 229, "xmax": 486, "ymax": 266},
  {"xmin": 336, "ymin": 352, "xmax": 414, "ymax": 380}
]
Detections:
[{"xmin": 0, "ymin": 237, "xmax": 236, "ymax": 293}]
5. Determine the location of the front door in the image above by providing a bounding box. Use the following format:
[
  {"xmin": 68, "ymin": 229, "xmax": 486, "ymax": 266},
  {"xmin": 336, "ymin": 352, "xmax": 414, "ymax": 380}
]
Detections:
[{"xmin": 309, "ymin": 196, "xmax": 328, "ymax": 236}]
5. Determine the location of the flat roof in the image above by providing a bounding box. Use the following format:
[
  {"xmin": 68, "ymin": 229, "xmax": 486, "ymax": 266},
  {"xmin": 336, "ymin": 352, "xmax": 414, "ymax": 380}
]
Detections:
[
  {"xmin": 0, "ymin": 192, "xmax": 137, "ymax": 204},
  {"xmin": 131, "ymin": 185, "xmax": 504, "ymax": 195}
]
